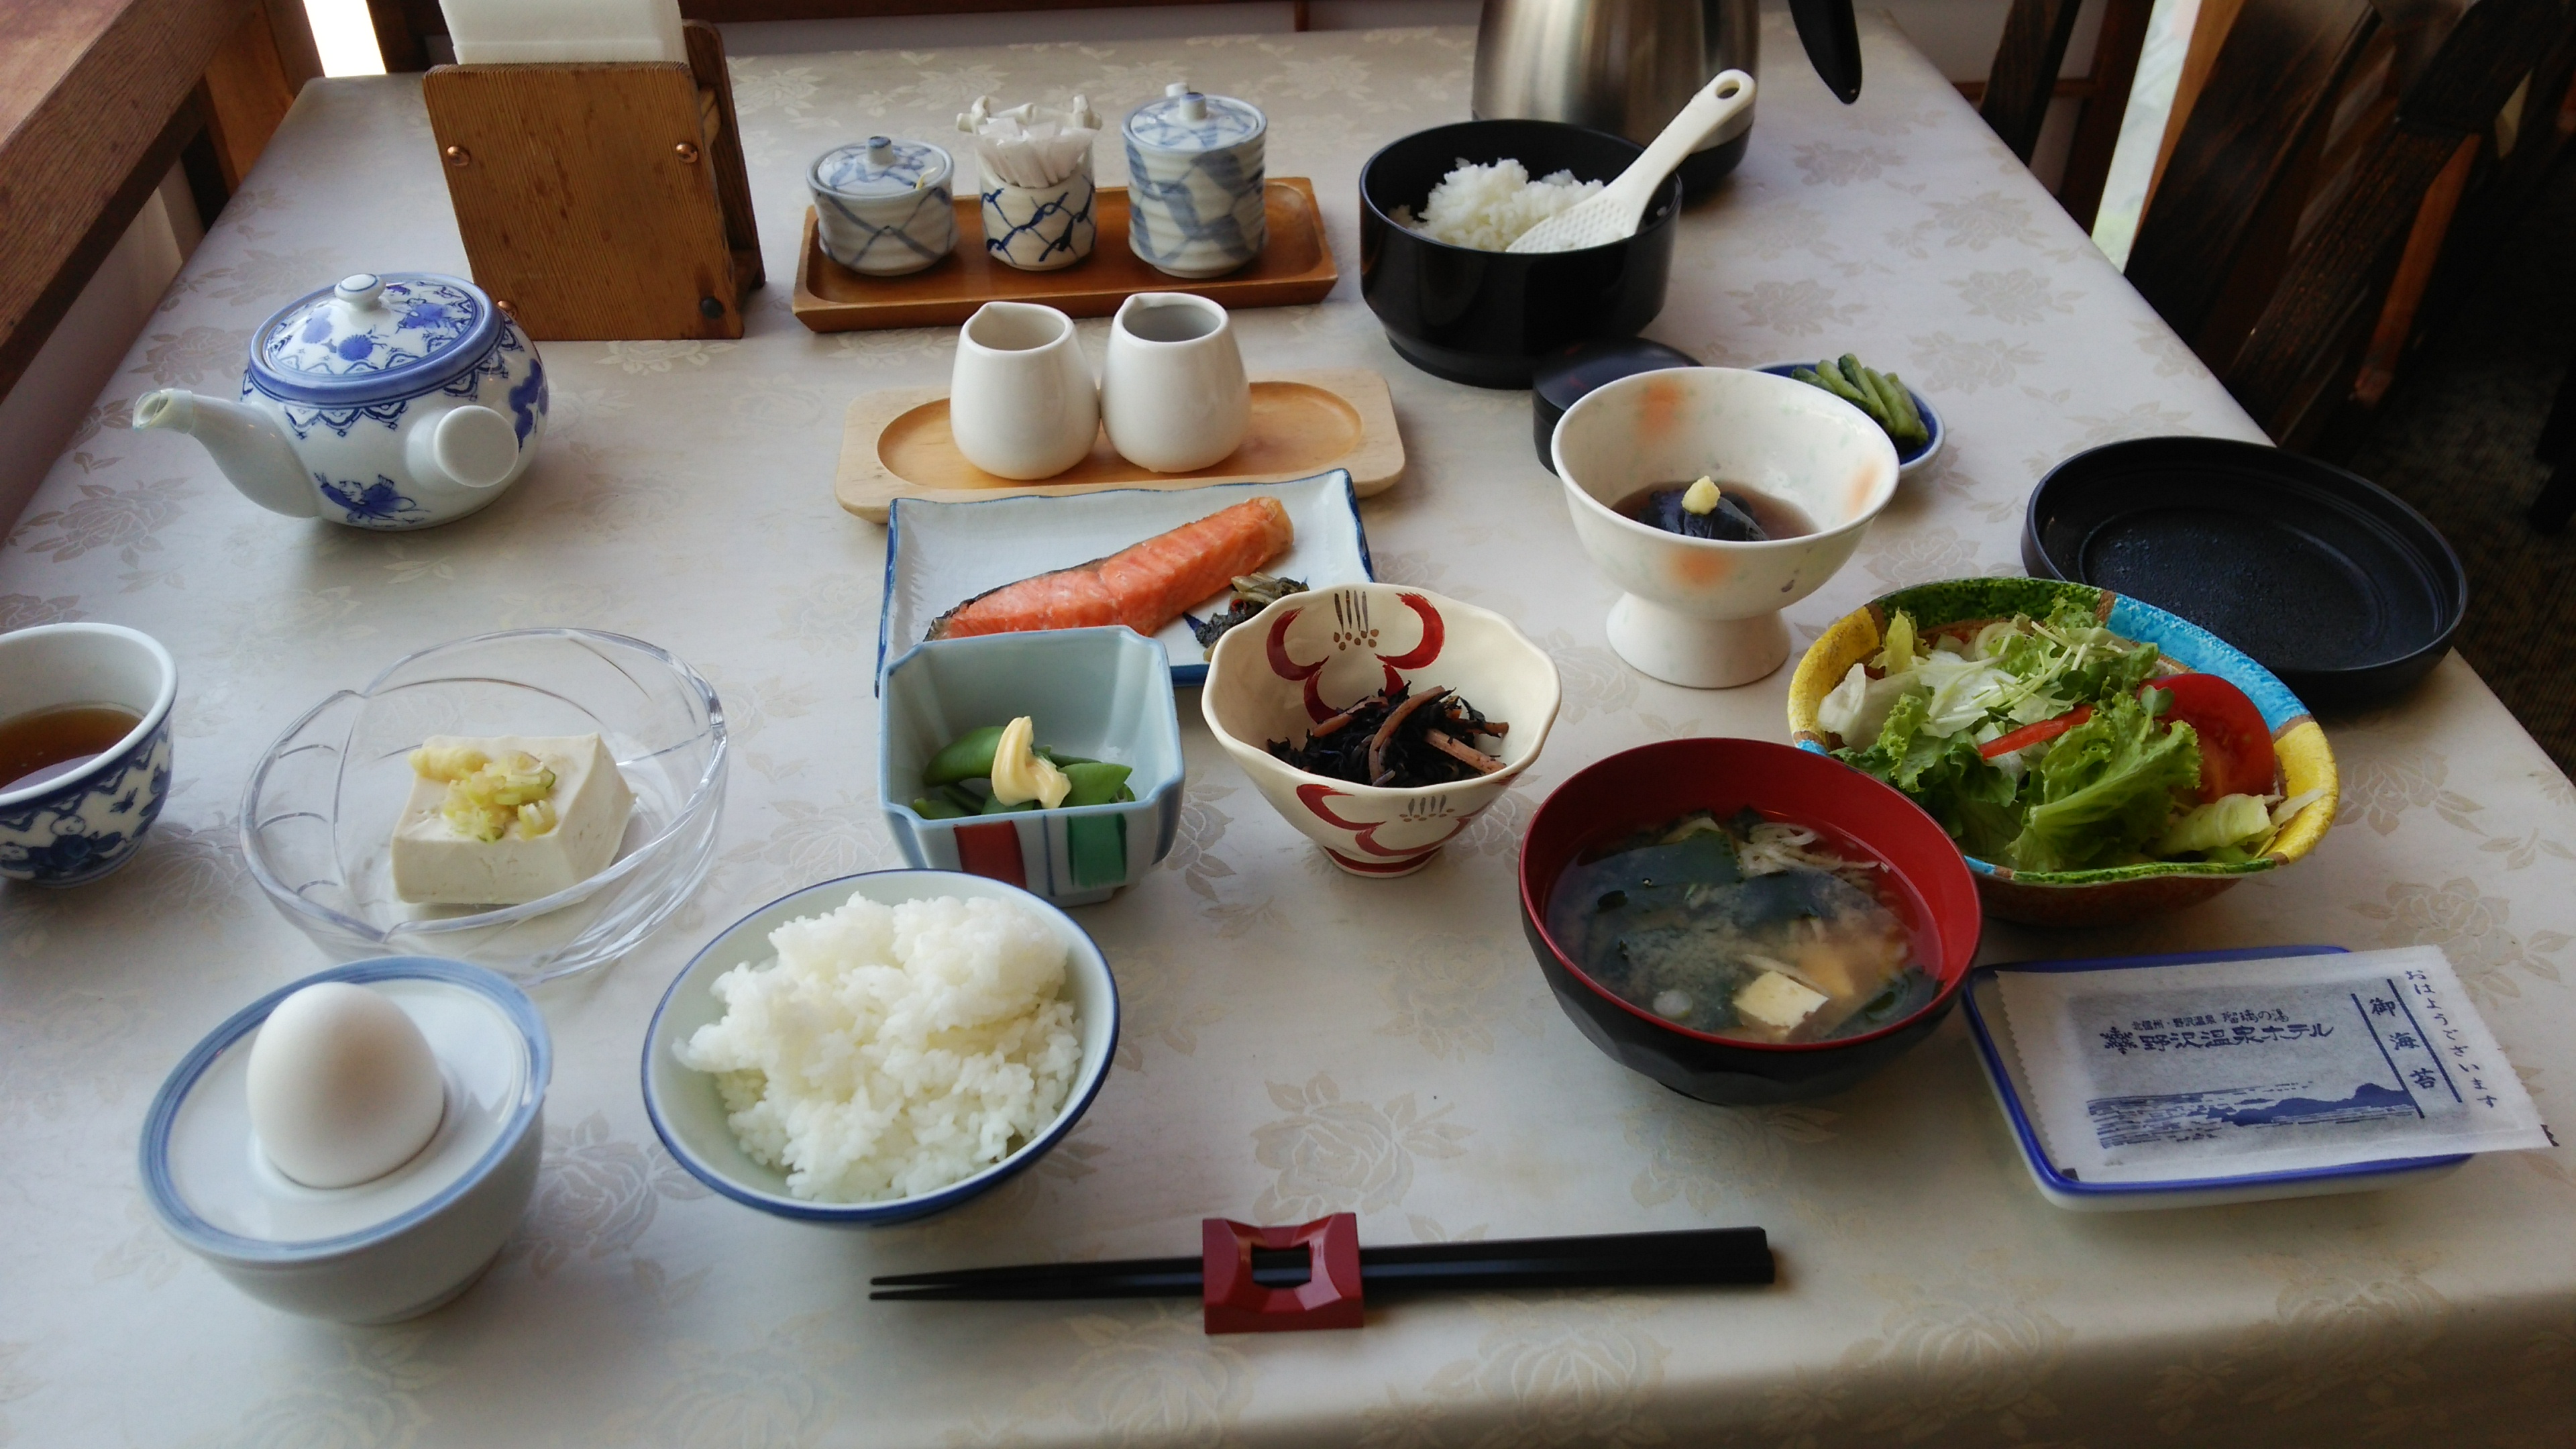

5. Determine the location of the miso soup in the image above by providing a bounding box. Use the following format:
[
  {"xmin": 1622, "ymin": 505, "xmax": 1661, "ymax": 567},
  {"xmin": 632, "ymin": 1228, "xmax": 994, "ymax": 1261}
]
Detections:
[{"xmin": 1545, "ymin": 808, "xmax": 1933, "ymax": 1044}]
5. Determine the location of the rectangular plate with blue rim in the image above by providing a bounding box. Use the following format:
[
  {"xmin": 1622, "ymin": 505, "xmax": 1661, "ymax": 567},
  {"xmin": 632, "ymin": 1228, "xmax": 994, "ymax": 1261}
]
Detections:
[
  {"xmin": 1964, "ymin": 945, "xmax": 2470, "ymax": 1212},
  {"xmin": 878, "ymin": 469, "xmax": 1375, "ymax": 691}
]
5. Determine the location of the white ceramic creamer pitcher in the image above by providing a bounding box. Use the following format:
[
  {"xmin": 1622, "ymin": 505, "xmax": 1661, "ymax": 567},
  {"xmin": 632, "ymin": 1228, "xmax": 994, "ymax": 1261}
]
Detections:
[
  {"xmin": 1100, "ymin": 292, "xmax": 1248, "ymax": 473},
  {"xmin": 132, "ymin": 272, "xmax": 546, "ymax": 530}
]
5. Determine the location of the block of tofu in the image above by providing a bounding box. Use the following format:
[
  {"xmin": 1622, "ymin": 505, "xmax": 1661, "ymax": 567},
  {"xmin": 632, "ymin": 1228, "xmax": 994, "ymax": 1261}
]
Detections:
[
  {"xmin": 1733, "ymin": 971, "xmax": 1828, "ymax": 1036},
  {"xmin": 389, "ymin": 734, "xmax": 635, "ymax": 906}
]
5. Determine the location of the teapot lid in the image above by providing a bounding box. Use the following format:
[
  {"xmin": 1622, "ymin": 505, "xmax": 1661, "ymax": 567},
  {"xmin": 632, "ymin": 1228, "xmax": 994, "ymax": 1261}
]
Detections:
[
  {"xmin": 247, "ymin": 273, "xmax": 500, "ymax": 409},
  {"xmin": 810, "ymin": 137, "xmax": 954, "ymax": 199},
  {"xmin": 1123, "ymin": 82, "xmax": 1265, "ymax": 153}
]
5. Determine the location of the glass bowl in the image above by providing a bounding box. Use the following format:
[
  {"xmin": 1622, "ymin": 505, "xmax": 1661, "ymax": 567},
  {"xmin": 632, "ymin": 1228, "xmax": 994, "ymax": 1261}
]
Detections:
[{"xmin": 242, "ymin": 629, "xmax": 727, "ymax": 985}]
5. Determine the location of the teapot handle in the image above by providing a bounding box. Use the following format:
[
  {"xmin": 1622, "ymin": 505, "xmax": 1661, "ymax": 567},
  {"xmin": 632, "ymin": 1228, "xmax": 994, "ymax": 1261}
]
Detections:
[{"xmin": 1788, "ymin": 0, "xmax": 1863, "ymax": 104}]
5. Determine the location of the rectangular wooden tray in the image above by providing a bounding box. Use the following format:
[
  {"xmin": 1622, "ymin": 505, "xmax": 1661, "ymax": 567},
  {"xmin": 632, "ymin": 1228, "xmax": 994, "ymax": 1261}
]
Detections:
[
  {"xmin": 791, "ymin": 178, "xmax": 1337, "ymax": 333},
  {"xmin": 835, "ymin": 366, "xmax": 1403, "ymax": 521}
]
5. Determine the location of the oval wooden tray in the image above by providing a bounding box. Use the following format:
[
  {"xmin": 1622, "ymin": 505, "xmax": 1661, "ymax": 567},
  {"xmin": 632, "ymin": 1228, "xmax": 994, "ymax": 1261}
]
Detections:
[
  {"xmin": 835, "ymin": 367, "xmax": 1403, "ymax": 521},
  {"xmin": 791, "ymin": 178, "xmax": 1338, "ymax": 333}
]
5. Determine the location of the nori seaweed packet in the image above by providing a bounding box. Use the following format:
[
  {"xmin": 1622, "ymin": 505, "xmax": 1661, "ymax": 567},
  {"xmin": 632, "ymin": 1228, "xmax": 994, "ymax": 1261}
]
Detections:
[{"xmin": 1994, "ymin": 946, "xmax": 2551, "ymax": 1185}]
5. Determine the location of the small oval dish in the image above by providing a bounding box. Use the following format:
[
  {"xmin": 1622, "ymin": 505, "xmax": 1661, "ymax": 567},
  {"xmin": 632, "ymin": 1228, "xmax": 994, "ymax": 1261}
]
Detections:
[
  {"xmin": 0, "ymin": 622, "xmax": 177, "ymax": 885},
  {"xmin": 1201, "ymin": 583, "xmax": 1560, "ymax": 877},
  {"xmin": 1518, "ymin": 738, "xmax": 1983, "ymax": 1104},
  {"xmin": 140, "ymin": 957, "xmax": 549, "ymax": 1323},
  {"xmin": 1756, "ymin": 361, "xmax": 1942, "ymax": 476},
  {"xmin": 643, "ymin": 869, "xmax": 1119, "ymax": 1225},
  {"xmin": 1786, "ymin": 577, "xmax": 2339, "ymax": 927},
  {"xmin": 879, "ymin": 628, "xmax": 1185, "ymax": 905},
  {"xmin": 240, "ymin": 629, "xmax": 726, "ymax": 985}
]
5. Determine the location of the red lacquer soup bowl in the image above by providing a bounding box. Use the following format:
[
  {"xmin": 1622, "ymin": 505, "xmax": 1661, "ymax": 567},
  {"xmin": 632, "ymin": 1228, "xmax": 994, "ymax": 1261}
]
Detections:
[{"xmin": 1518, "ymin": 738, "xmax": 1982, "ymax": 1105}]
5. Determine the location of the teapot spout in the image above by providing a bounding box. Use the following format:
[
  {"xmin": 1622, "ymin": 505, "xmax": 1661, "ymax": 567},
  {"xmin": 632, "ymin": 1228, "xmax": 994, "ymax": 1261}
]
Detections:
[{"xmin": 132, "ymin": 389, "xmax": 319, "ymax": 519}]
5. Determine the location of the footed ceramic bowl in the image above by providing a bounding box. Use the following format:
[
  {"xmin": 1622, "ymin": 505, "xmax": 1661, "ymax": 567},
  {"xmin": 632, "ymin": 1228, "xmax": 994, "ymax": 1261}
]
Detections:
[
  {"xmin": 879, "ymin": 628, "xmax": 1185, "ymax": 906},
  {"xmin": 1553, "ymin": 366, "xmax": 1900, "ymax": 689},
  {"xmin": 643, "ymin": 869, "xmax": 1119, "ymax": 1225},
  {"xmin": 1786, "ymin": 578, "xmax": 2339, "ymax": 926},
  {"xmin": 1519, "ymin": 738, "xmax": 1984, "ymax": 1104},
  {"xmin": 1201, "ymin": 583, "xmax": 1560, "ymax": 877},
  {"xmin": 0, "ymin": 623, "xmax": 177, "ymax": 885}
]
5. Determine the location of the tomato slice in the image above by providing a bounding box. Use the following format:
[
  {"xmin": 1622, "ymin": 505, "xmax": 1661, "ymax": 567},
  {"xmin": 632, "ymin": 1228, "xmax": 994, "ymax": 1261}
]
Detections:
[
  {"xmin": 2140, "ymin": 674, "xmax": 2276, "ymax": 799},
  {"xmin": 1978, "ymin": 704, "xmax": 2092, "ymax": 759}
]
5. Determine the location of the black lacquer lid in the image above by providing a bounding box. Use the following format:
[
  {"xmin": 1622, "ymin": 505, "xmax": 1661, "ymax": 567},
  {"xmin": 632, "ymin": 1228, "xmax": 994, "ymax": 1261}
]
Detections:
[{"xmin": 1529, "ymin": 339, "xmax": 1699, "ymax": 472}]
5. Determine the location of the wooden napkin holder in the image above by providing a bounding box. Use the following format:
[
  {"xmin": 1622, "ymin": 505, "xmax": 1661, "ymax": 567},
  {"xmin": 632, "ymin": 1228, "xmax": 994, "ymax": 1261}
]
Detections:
[{"xmin": 421, "ymin": 20, "xmax": 761, "ymax": 341}]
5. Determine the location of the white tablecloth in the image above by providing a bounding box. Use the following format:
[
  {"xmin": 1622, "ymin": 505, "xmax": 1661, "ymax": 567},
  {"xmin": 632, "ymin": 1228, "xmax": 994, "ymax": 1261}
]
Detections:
[{"xmin": 4, "ymin": 15, "xmax": 2571, "ymax": 1447}]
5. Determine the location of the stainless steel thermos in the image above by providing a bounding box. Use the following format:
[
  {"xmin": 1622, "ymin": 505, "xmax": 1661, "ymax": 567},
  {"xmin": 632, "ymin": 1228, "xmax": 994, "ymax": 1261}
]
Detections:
[{"xmin": 1472, "ymin": 0, "xmax": 1862, "ymax": 195}]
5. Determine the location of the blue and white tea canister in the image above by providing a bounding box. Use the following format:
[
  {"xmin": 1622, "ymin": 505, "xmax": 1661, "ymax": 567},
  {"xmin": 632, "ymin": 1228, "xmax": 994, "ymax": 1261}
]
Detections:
[
  {"xmin": 131, "ymin": 271, "xmax": 545, "ymax": 531},
  {"xmin": 811, "ymin": 137, "xmax": 958, "ymax": 277},
  {"xmin": 1123, "ymin": 82, "xmax": 1267, "ymax": 278}
]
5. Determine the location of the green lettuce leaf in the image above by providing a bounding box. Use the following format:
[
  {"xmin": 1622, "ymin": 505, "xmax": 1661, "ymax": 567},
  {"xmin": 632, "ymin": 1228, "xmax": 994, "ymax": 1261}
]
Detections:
[
  {"xmin": 2006, "ymin": 692, "xmax": 2201, "ymax": 873},
  {"xmin": 1836, "ymin": 692, "xmax": 2023, "ymax": 860}
]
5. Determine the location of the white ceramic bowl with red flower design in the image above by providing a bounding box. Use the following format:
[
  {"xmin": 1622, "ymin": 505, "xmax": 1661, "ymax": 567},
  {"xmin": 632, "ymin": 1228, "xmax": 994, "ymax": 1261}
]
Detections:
[{"xmin": 1201, "ymin": 584, "xmax": 1560, "ymax": 877}]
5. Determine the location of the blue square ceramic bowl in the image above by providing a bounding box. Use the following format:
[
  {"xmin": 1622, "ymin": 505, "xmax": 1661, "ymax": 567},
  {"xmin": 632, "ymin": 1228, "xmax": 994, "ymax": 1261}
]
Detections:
[{"xmin": 878, "ymin": 628, "xmax": 1185, "ymax": 906}]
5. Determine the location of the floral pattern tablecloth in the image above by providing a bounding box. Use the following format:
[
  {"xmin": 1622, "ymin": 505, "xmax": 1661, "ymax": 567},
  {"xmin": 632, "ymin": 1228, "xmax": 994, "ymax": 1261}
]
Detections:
[{"xmin": 4, "ymin": 16, "xmax": 2571, "ymax": 1448}]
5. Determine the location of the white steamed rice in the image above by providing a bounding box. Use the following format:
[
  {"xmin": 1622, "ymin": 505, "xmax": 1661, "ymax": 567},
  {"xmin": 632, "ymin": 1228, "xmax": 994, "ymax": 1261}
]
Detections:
[
  {"xmin": 675, "ymin": 892, "xmax": 1082, "ymax": 1203},
  {"xmin": 1395, "ymin": 158, "xmax": 1605, "ymax": 251}
]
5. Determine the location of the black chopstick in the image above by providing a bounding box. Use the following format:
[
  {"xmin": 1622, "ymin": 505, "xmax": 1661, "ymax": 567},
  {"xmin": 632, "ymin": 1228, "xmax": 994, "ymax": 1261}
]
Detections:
[{"xmin": 868, "ymin": 1227, "xmax": 1771, "ymax": 1301}]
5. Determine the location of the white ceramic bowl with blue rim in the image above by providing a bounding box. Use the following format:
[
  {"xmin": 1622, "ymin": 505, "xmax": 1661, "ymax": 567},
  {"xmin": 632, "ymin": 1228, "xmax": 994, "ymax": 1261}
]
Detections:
[
  {"xmin": 643, "ymin": 869, "xmax": 1120, "ymax": 1225},
  {"xmin": 1122, "ymin": 83, "xmax": 1267, "ymax": 278},
  {"xmin": 0, "ymin": 622, "xmax": 177, "ymax": 885},
  {"xmin": 139, "ymin": 957, "xmax": 550, "ymax": 1323},
  {"xmin": 880, "ymin": 628, "xmax": 1185, "ymax": 905},
  {"xmin": 810, "ymin": 136, "xmax": 958, "ymax": 277},
  {"xmin": 1757, "ymin": 361, "xmax": 1942, "ymax": 476}
]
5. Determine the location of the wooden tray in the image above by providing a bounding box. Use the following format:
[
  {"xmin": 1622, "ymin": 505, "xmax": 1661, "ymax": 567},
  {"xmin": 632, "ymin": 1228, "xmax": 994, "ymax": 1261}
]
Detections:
[
  {"xmin": 835, "ymin": 366, "xmax": 1403, "ymax": 521},
  {"xmin": 791, "ymin": 178, "xmax": 1338, "ymax": 333}
]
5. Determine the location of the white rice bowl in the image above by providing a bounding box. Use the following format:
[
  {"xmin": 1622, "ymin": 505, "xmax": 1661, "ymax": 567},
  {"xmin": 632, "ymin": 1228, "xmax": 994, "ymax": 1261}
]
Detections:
[
  {"xmin": 674, "ymin": 892, "xmax": 1082, "ymax": 1203},
  {"xmin": 1395, "ymin": 157, "xmax": 1605, "ymax": 251}
]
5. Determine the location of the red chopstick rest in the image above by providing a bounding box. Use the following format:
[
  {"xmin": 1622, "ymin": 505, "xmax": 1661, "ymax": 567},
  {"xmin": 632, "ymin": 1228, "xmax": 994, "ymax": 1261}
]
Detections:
[{"xmin": 1201, "ymin": 1213, "xmax": 1364, "ymax": 1334}]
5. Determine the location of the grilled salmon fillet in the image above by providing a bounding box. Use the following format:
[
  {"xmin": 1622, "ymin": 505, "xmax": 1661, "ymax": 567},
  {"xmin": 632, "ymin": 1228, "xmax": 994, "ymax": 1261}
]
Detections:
[{"xmin": 927, "ymin": 496, "xmax": 1295, "ymax": 640}]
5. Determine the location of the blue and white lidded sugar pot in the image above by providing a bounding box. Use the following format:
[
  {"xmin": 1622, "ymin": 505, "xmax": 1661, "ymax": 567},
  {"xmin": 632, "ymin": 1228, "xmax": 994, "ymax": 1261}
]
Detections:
[
  {"xmin": 131, "ymin": 271, "xmax": 546, "ymax": 531},
  {"xmin": 811, "ymin": 137, "xmax": 958, "ymax": 277},
  {"xmin": 1123, "ymin": 82, "xmax": 1267, "ymax": 278}
]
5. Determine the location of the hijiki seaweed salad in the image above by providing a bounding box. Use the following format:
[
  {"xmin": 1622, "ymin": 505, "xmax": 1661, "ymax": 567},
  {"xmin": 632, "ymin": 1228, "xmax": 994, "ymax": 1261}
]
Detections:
[
  {"xmin": 1546, "ymin": 810, "xmax": 1933, "ymax": 1043},
  {"xmin": 1816, "ymin": 602, "xmax": 2322, "ymax": 873},
  {"xmin": 1267, "ymin": 683, "xmax": 1507, "ymax": 788}
]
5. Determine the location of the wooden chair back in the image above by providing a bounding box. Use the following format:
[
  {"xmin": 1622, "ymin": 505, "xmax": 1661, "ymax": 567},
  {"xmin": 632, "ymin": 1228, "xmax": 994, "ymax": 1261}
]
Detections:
[{"xmin": 2125, "ymin": 0, "xmax": 2576, "ymax": 444}]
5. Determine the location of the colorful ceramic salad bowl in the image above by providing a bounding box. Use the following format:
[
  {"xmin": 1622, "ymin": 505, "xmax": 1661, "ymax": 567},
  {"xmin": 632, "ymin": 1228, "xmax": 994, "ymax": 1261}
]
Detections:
[{"xmin": 1786, "ymin": 578, "xmax": 2339, "ymax": 926}]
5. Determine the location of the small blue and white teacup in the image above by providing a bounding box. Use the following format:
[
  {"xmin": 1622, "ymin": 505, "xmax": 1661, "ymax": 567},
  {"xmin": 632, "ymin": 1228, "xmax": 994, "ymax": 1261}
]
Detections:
[
  {"xmin": 810, "ymin": 137, "xmax": 958, "ymax": 277},
  {"xmin": 0, "ymin": 623, "xmax": 177, "ymax": 885},
  {"xmin": 1123, "ymin": 83, "xmax": 1267, "ymax": 278},
  {"xmin": 982, "ymin": 150, "xmax": 1098, "ymax": 272}
]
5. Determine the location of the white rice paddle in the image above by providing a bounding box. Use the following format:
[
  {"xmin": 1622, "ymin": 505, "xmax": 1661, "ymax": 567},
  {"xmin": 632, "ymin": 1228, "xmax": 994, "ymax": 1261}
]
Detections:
[{"xmin": 1506, "ymin": 70, "xmax": 1758, "ymax": 254}]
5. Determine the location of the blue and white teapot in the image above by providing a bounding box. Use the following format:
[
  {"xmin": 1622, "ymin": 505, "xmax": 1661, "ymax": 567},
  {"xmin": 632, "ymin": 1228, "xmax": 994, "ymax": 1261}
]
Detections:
[{"xmin": 134, "ymin": 271, "xmax": 546, "ymax": 529}]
